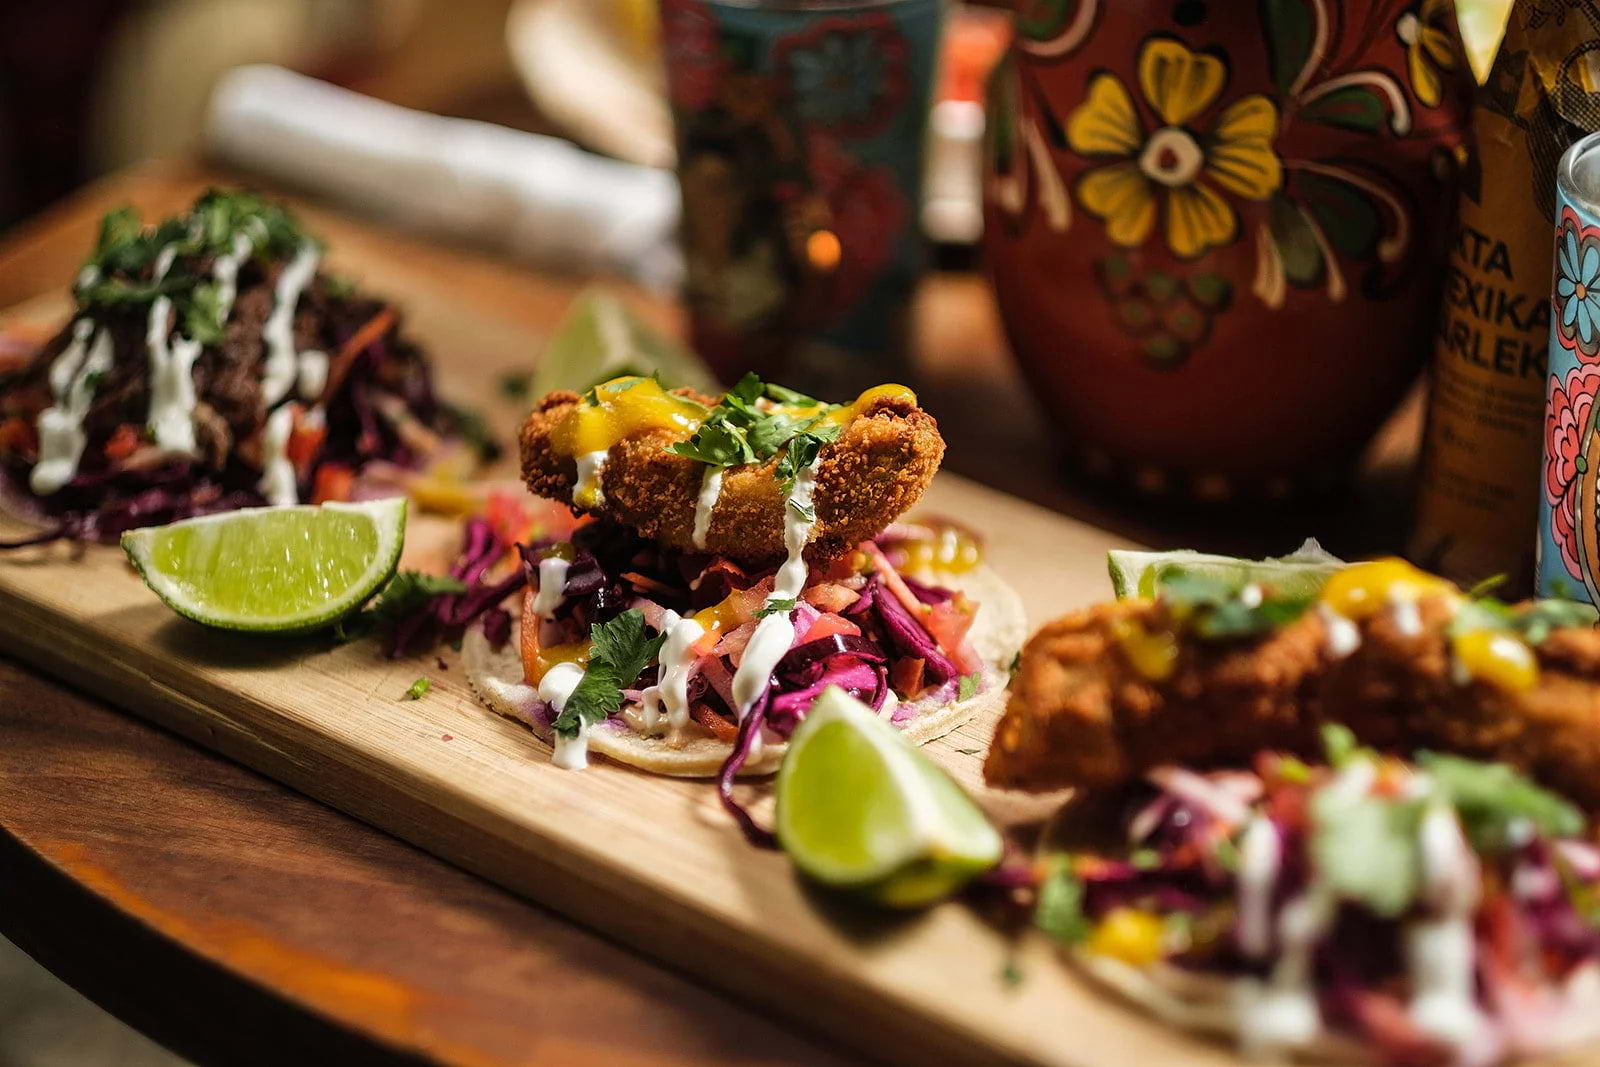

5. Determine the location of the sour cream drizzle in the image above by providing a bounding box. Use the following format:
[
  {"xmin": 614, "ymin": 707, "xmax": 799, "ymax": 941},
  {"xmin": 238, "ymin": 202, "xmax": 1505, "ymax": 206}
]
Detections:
[
  {"xmin": 532, "ymin": 556, "xmax": 570, "ymax": 620},
  {"xmin": 731, "ymin": 458, "xmax": 819, "ymax": 724},
  {"xmin": 30, "ymin": 320, "xmax": 113, "ymax": 494},
  {"xmin": 654, "ymin": 610, "xmax": 705, "ymax": 741},
  {"xmin": 1236, "ymin": 759, "xmax": 1374, "ymax": 1058},
  {"xmin": 1236, "ymin": 815, "xmax": 1280, "ymax": 959},
  {"xmin": 144, "ymin": 245, "xmax": 204, "ymax": 457},
  {"xmin": 257, "ymin": 403, "xmax": 298, "ymax": 506},
  {"xmin": 1408, "ymin": 803, "xmax": 1487, "ymax": 1055},
  {"xmin": 542, "ymin": 661, "xmax": 590, "ymax": 769},
  {"xmin": 574, "ymin": 451, "xmax": 608, "ymax": 508},
  {"xmin": 1316, "ymin": 603, "xmax": 1361, "ymax": 659},
  {"xmin": 693, "ymin": 466, "xmax": 724, "ymax": 549},
  {"xmin": 211, "ymin": 231, "xmax": 253, "ymax": 325},
  {"xmin": 260, "ymin": 242, "xmax": 325, "ymax": 407}
]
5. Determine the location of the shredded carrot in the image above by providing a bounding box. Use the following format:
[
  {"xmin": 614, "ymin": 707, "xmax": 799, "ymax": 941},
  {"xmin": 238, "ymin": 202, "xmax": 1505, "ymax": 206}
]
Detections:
[
  {"xmin": 621, "ymin": 571, "xmax": 678, "ymax": 597},
  {"xmin": 311, "ymin": 463, "xmax": 355, "ymax": 504},
  {"xmin": 691, "ymin": 701, "xmax": 739, "ymax": 743},
  {"xmin": 317, "ymin": 306, "xmax": 396, "ymax": 405},
  {"xmin": 286, "ymin": 416, "xmax": 327, "ymax": 470},
  {"xmin": 102, "ymin": 423, "xmax": 143, "ymax": 461}
]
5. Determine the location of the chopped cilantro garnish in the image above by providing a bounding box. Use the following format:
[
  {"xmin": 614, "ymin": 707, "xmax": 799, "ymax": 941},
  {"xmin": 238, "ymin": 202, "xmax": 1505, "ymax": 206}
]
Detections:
[
  {"xmin": 1417, "ymin": 751, "xmax": 1584, "ymax": 848},
  {"xmin": 403, "ymin": 677, "xmax": 431, "ymax": 700},
  {"xmin": 334, "ymin": 572, "xmax": 467, "ymax": 643},
  {"xmin": 957, "ymin": 672, "xmax": 980, "ymax": 702},
  {"xmin": 1156, "ymin": 565, "xmax": 1315, "ymax": 640},
  {"xmin": 1034, "ymin": 855, "xmax": 1090, "ymax": 945},
  {"xmin": 1448, "ymin": 594, "xmax": 1596, "ymax": 646},
  {"xmin": 786, "ymin": 498, "xmax": 816, "ymax": 523},
  {"xmin": 774, "ymin": 423, "xmax": 842, "ymax": 496},
  {"xmin": 553, "ymin": 610, "xmax": 666, "ymax": 740},
  {"xmin": 754, "ymin": 598, "xmax": 798, "ymax": 619},
  {"xmin": 82, "ymin": 370, "xmax": 105, "ymax": 392},
  {"xmin": 1310, "ymin": 785, "xmax": 1422, "ymax": 918},
  {"xmin": 668, "ymin": 372, "xmax": 842, "ymax": 487}
]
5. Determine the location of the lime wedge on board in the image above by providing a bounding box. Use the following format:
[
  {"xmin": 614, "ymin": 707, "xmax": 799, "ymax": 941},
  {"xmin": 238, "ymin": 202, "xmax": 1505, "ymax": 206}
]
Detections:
[
  {"xmin": 1107, "ymin": 538, "xmax": 1347, "ymax": 601},
  {"xmin": 532, "ymin": 288, "xmax": 720, "ymax": 397},
  {"xmin": 775, "ymin": 687, "xmax": 1002, "ymax": 908},
  {"xmin": 121, "ymin": 498, "xmax": 406, "ymax": 633}
]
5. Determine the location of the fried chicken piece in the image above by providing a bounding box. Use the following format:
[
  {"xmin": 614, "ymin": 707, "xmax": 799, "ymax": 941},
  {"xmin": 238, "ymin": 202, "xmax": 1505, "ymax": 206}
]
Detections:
[
  {"xmin": 519, "ymin": 387, "xmax": 944, "ymax": 565},
  {"xmin": 984, "ymin": 596, "xmax": 1600, "ymax": 809}
]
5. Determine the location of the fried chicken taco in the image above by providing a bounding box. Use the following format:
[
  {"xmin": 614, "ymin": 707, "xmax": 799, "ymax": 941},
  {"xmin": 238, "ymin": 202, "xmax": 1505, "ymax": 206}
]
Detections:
[
  {"xmin": 464, "ymin": 373, "xmax": 1025, "ymax": 783},
  {"xmin": 0, "ymin": 190, "xmax": 462, "ymax": 546},
  {"xmin": 993, "ymin": 556, "xmax": 1600, "ymax": 1064}
]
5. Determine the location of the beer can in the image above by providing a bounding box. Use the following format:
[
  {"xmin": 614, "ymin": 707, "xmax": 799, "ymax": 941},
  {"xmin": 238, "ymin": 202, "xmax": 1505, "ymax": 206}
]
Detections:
[{"xmin": 1539, "ymin": 132, "xmax": 1600, "ymax": 603}]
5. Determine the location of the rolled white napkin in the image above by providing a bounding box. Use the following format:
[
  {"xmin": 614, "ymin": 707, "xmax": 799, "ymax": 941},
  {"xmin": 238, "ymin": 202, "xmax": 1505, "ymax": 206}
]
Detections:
[{"xmin": 205, "ymin": 65, "xmax": 684, "ymax": 291}]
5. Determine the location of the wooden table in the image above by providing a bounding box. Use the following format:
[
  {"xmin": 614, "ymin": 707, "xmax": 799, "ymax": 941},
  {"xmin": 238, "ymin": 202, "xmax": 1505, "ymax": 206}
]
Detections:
[{"xmin": 0, "ymin": 159, "xmax": 1426, "ymax": 1067}]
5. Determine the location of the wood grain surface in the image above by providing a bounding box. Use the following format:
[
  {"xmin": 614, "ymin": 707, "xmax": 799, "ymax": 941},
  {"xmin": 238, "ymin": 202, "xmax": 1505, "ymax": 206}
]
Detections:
[{"xmin": 0, "ymin": 657, "xmax": 845, "ymax": 1067}]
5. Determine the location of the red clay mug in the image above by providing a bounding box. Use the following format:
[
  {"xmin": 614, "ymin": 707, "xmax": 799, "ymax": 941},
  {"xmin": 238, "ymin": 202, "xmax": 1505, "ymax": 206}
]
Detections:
[{"xmin": 983, "ymin": 0, "xmax": 1471, "ymax": 498}]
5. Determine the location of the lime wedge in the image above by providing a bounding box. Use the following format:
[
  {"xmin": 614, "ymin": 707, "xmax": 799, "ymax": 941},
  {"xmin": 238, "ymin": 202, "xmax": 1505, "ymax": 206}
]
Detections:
[
  {"xmin": 121, "ymin": 498, "xmax": 406, "ymax": 632},
  {"xmin": 532, "ymin": 288, "xmax": 720, "ymax": 397},
  {"xmin": 775, "ymin": 687, "xmax": 1002, "ymax": 908},
  {"xmin": 1107, "ymin": 538, "xmax": 1347, "ymax": 601}
]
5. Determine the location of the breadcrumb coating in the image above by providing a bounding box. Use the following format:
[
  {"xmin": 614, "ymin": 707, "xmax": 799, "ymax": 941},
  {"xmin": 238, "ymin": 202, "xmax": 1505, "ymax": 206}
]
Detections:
[
  {"xmin": 519, "ymin": 387, "xmax": 944, "ymax": 565},
  {"xmin": 984, "ymin": 596, "xmax": 1600, "ymax": 809}
]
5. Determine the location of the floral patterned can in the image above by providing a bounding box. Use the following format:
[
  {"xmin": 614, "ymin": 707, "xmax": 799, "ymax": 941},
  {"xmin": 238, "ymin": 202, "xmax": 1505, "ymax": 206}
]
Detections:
[
  {"xmin": 660, "ymin": 0, "xmax": 943, "ymax": 392},
  {"xmin": 1538, "ymin": 133, "xmax": 1600, "ymax": 603},
  {"xmin": 983, "ymin": 0, "xmax": 1470, "ymax": 498}
]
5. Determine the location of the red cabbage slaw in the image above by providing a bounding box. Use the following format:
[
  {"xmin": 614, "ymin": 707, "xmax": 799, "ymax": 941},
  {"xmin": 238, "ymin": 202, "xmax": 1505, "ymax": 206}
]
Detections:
[
  {"xmin": 517, "ymin": 519, "xmax": 989, "ymax": 843},
  {"xmin": 1043, "ymin": 736, "xmax": 1600, "ymax": 1065}
]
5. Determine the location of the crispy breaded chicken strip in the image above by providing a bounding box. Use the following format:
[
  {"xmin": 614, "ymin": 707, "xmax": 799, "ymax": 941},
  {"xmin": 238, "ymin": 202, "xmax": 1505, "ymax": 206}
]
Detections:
[
  {"xmin": 984, "ymin": 596, "xmax": 1600, "ymax": 808},
  {"xmin": 520, "ymin": 387, "xmax": 944, "ymax": 565}
]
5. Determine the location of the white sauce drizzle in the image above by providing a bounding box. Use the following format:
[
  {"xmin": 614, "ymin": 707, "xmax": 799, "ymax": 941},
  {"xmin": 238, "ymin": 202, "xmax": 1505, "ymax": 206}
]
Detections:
[
  {"xmin": 541, "ymin": 661, "xmax": 590, "ymax": 770},
  {"xmin": 1390, "ymin": 593, "xmax": 1423, "ymax": 638},
  {"xmin": 693, "ymin": 466, "xmax": 724, "ymax": 549},
  {"xmin": 532, "ymin": 556, "xmax": 570, "ymax": 620},
  {"xmin": 574, "ymin": 450, "xmax": 608, "ymax": 508},
  {"xmin": 1408, "ymin": 803, "xmax": 1487, "ymax": 1055},
  {"xmin": 1239, "ymin": 583, "xmax": 1264, "ymax": 609},
  {"xmin": 1236, "ymin": 815, "xmax": 1280, "ymax": 959},
  {"xmin": 260, "ymin": 242, "xmax": 322, "ymax": 406},
  {"xmin": 211, "ymin": 231, "xmax": 253, "ymax": 325},
  {"xmin": 731, "ymin": 458, "xmax": 819, "ymax": 722},
  {"xmin": 1316, "ymin": 603, "xmax": 1362, "ymax": 659},
  {"xmin": 142, "ymin": 244, "xmax": 206, "ymax": 457},
  {"xmin": 1236, "ymin": 759, "xmax": 1375, "ymax": 1058},
  {"xmin": 257, "ymin": 403, "xmax": 298, "ymax": 506},
  {"xmin": 30, "ymin": 321, "xmax": 113, "ymax": 494},
  {"xmin": 658, "ymin": 615, "xmax": 707, "ymax": 741}
]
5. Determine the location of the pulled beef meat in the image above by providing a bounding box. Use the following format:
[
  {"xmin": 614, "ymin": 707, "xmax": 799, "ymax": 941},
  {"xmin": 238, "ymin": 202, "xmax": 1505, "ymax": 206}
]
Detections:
[{"xmin": 0, "ymin": 247, "xmax": 452, "ymax": 544}]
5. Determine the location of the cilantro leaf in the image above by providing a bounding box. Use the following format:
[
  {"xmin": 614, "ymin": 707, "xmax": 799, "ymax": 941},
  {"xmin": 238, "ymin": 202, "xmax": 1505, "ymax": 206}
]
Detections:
[
  {"xmin": 1513, "ymin": 598, "xmax": 1599, "ymax": 645},
  {"xmin": 403, "ymin": 677, "xmax": 431, "ymax": 700},
  {"xmin": 372, "ymin": 572, "xmax": 467, "ymax": 622},
  {"xmin": 763, "ymin": 382, "xmax": 823, "ymax": 406},
  {"xmin": 774, "ymin": 422, "xmax": 842, "ymax": 495},
  {"xmin": 184, "ymin": 282, "xmax": 226, "ymax": 345},
  {"xmin": 957, "ymin": 672, "xmax": 980, "ymax": 701},
  {"xmin": 1034, "ymin": 855, "xmax": 1090, "ymax": 944},
  {"xmin": 1156, "ymin": 565, "xmax": 1315, "ymax": 641},
  {"xmin": 1418, "ymin": 751, "xmax": 1584, "ymax": 849},
  {"xmin": 1310, "ymin": 788, "xmax": 1423, "ymax": 918},
  {"xmin": 754, "ymin": 598, "xmax": 798, "ymax": 619},
  {"xmin": 669, "ymin": 419, "xmax": 756, "ymax": 467},
  {"xmin": 786, "ymin": 497, "xmax": 816, "ymax": 523},
  {"xmin": 553, "ymin": 610, "xmax": 666, "ymax": 739}
]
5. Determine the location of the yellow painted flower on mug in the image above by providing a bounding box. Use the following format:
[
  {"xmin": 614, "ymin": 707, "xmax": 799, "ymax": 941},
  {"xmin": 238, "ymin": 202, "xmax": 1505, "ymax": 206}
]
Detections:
[
  {"xmin": 1396, "ymin": 0, "xmax": 1458, "ymax": 108},
  {"xmin": 1066, "ymin": 37, "xmax": 1282, "ymax": 259}
]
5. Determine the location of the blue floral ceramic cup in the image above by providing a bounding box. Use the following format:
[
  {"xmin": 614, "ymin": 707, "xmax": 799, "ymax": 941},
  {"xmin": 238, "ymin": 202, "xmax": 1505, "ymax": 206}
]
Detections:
[
  {"xmin": 1539, "ymin": 132, "xmax": 1600, "ymax": 602},
  {"xmin": 659, "ymin": 0, "xmax": 944, "ymax": 393}
]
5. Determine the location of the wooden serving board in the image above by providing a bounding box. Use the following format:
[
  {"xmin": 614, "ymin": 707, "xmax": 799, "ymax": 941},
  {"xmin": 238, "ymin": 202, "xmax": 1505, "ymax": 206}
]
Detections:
[{"xmin": 0, "ymin": 226, "xmax": 1250, "ymax": 1067}]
